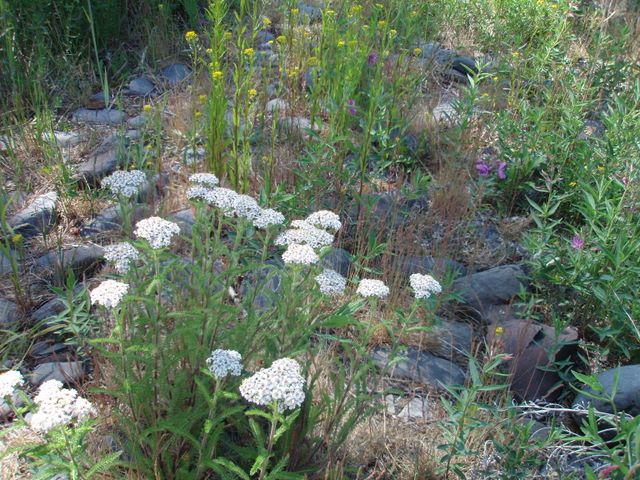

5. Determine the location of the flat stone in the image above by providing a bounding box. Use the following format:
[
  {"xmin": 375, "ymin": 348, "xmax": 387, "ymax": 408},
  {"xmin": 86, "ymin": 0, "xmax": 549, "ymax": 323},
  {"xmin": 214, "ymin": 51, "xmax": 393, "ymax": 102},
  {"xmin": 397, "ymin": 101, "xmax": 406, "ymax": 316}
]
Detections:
[
  {"xmin": 0, "ymin": 251, "xmax": 14, "ymax": 275},
  {"xmin": 125, "ymin": 76, "xmax": 156, "ymax": 96},
  {"xmin": 452, "ymin": 264, "xmax": 529, "ymax": 318},
  {"xmin": 30, "ymin": 361, "xmax": 84, "ymax": 387},
  {"xmin": 372, "ymin": 346, "xmax": 466, "ymax": 389},
  {"xmin": 0, "ymin": 299, "xmax": 19, "ymax": 326},
  {"xmin": 159, "ymin": 63, "xmax": 192, "ymax": 86},
  {"xmin": 80, "ymin": 204, "xmax": 150, "ymax": 238},
  {"xmin": 266, "ymin": 98, "xmax": 288, "ymax": 114},
  {"xmin": 426, "ymin": 320, "xmax": 473, "ymax": 362},
  {"xmin": 170, "ymin": 208, "xmax": 196, "ymax": 238},
  {"xmin": 573, "ymin": 365, "xmax": 640, "ymax": 416},
  {"xmin": 395, "ymin": 255, "xmax": 466, "ymax": 278},
  {"xmin": 44, "ymin": 131, "xmax": 85, "ymax": 148},
  {"xmin": 321, "ymin": 248, "xmax": 351, "ymax": 277},
  {"xmin": 86, "ymin": 91, "xmax": 108, "ymax": 109},
  {"xmin": 72, "ymin": 131, "xmax": 137, "ymax": 185},
  {"xmin": 182, "ymin": 146, "xmax": 206, "ymax": 165},
  {"xmin": 256, "ymin": 30, "xmax": 275, "ymax": 44},
  {"xmin": 31, "ymin": 285, "xmax": 86, "ymax": 326},
  {"xmin": 35, "ymin": 245, "xmax": 105, "ymax": 281},
  {"xmin": 433, "ymin": 99, "xmax": 459, "ymax": 123},
  {"xmin": 8, "ymin": 191, "xmax": 58, "ymax": 238},
  {"xmin": 127, "ymin": 115, "xmax": 146, "ymax": 128},
  {"xmin": 29, "ymin": 342, "xmax": 71, "ymax": 359},
  {"xmin": 281, "ymin": 116, "xmax": 322, "ymax": 138},
  {"xmin": 298, "ymin": 2, "xmax": 322, "ymax": 22},
  {"xmin": 71, "ymin": 108, "xmax": 125, "ymax": 125},
  {"xmin": 0, "ymin": 391, "xmax": 25, "ymax": 418}
]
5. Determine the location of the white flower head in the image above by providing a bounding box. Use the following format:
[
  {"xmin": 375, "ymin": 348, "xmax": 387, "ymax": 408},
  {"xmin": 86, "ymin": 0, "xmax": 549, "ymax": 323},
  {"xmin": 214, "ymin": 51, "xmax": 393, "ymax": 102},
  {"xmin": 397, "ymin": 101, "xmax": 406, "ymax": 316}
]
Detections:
[
  {"xmin": 305, "ymin": 210, "xmax": 342, "ymax": 231},
  {"xmin": 232, "ymin": 194, "xmax": 261, "ymax": 221},
  {"xmin": 189, "ymin": 173, "xmax": 219, "ymax": 188},
  {"xmin": 239, "ymin": 357, "xmax": 305, "ymax": 412},
  {"xmin": 275, "ymin": 220, "xmax": 334, "ymax": 249},
  {"xmin": 90, "ymin": 280, "xmax": 129, "ymax": 309},
  {"xmin": 282, "ymin": 244, "xmax": 319, "ymax": 265},
  {"xmin": 134, "ymin": 216, "xmax": 181, "ymax": 249},
  {"xmin": 186, "ymin": 185, "xmax": 214, "ymax": 202},
  {"xmin": 29, "ymin": 380, "xmax": 96, "ymax": 433},
  {"xmin": 104, "ymin": 242, "xmax": 140, "ymax": 274},
  {"xmin": 208, "ymin": 187, "xmax": 240, "ymax": 213},
  {"xmin": 253, "ymin": 208, "xmax": 285, "ymax": 229},
  {"xmin": 409, "ymin": 273, "xmax": 442, "ymax": 299},
  {"xmin": 0, "ymin": 370, "xmax": 24, "ymax": 398},
  {"xmin": 315, "ymin": 269, "xmax": 347, "ymax": 296},
  {"xmin": 356, "ymin": 279, "xmax": 389, "ymax": 298},
  {"xmin": 101, "ymin": 170, "xmax": 147, "ymax": 198},
  {"xmin": 206, "ymin": 349, "xmax": 243, "ymax": 379}
]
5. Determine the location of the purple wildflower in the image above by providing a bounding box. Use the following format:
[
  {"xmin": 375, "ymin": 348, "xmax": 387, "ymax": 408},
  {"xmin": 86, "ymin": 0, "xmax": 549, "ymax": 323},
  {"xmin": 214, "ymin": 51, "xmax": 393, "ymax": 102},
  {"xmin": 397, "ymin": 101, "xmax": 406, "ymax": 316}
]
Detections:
[
  {"xmin": 475, "ymin": 162, "xmax": 490, "ymax": 177},
  {"xmin": 347, "ymin": 99, "xmax": 356, "ymax": 115},
  {"xmin": 348, "ymin": 107, "xmax": 357, "ymax": 116},
  {"xmin": 497, "ymin": 161, "xmax": 507, "ymax": 180},
  {"xmin": 347, "ymin": 99, "xmax": 355, "ymax": 106},
  {"xmin": 571, "ymin": 235, "xmax": 585, "ymax": 250},
  {"xmin": 367, "ymin": 52, "xmax": 378, "ymax": 66}
]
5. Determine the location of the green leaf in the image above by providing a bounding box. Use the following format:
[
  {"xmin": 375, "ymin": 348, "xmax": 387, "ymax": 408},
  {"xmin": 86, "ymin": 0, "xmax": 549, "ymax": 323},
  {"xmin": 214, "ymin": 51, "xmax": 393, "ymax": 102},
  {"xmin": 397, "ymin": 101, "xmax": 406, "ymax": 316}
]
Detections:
[
  {"xmin": 250, "ymin": 453, "xmax": 269, "ymax": 476},
  {"xmin": 205, "ymin": 458, "xmax": 251, "ymax": 480}
]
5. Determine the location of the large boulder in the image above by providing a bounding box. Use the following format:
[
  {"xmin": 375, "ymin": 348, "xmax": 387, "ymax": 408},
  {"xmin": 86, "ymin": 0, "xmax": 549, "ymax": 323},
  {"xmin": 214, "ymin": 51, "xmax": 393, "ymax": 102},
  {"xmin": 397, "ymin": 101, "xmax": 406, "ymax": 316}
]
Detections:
[
  {"xmin": 573, "ymin": 365, "xmax": 640, "ymax": 416},
  {"xmin": 8, "ymin": 192, "xmax": 58, "ymax": 238}
]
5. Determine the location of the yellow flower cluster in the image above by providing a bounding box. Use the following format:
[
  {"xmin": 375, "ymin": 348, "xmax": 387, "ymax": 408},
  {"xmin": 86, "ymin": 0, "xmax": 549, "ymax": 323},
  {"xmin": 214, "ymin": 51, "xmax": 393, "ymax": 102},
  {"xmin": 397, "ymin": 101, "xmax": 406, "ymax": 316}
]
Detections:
[
  {"xmin": 185, "ymin": 31, "xmax": 198, "ymax": 42},
  {"xmin": 212, "ymin": 70, "xmax": 223, "ymax": 80},
  {"xmin": 244, "ymin": 47, "xmax": 254, "ymax": 56},
  {"xmin": 248, "ymin": 88, "xmax": 257, "ymax": 98},
  {"xmin": 276, "ymin": 35, "xmax": 286, "ymax": 44}
]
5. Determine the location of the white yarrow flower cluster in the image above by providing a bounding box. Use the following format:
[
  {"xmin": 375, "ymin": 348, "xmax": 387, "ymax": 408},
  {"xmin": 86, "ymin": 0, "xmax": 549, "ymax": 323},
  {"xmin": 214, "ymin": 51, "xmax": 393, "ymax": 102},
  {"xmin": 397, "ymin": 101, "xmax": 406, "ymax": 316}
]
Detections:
[
  {"xmin": 101, "ymin": 170, "xmax": 147, "ymax": 198},
  {"xmin": 29, "ymin": 380, "xmax": 96, "ymax": 433},
  {"xmin": 90, "ymin": 280, "xmax": 129, "ymax": 309},
  {"xmin": 104, "ymin": 243, "xmax": 140, "ymax": 274},
  {"xmin": 253, "ymin": 208, "xmax": 285, "ymax": 229},
  {"xmin": 409, "ymin": 273, "xmax": 442, "ymax": 299},
  {"xmin": 189, "ymin": 173, "xmax": 219, "ymax": 188},
  {"xmin": 0, "ymin": 370, "xmax": 24, "ymax": 398},
  {"xmin": 134, "ymin": 217, "xmax": 181, "ymax": 249},
  {"xmin": 282, "ymin": 244, "xmax": 319, "ymax": 265},
  {"xmin": 239, "ymin": 358, "xmax": 305, "ymax": 412},
  {"xmin": 206, "ymin": 349, "xmax": 243, "ymax": 379},
  {"xmin": 305, "ymin": 210, "xmax": 342, "ymax": 231},
  {"xmin": 186, "ymin": 185, "xmax": 213, "ymax": 202},
  {"xmin": 315, "ymin": 269, "xmax": 347, "ymax": 296},
  {"xmin": 275, "ymin": 221, "xmax": 334, "ymax": 249},
  {"xmin": 356, "ymin": 279, "xmax": 390, "ymax": 298},
  {"xmin": 208, "ymin": 187, "xmax": 240, "ymax": 213},
  {"xmin": 233, "ymin": 195, "xmax": 261, "ymax": 221}
]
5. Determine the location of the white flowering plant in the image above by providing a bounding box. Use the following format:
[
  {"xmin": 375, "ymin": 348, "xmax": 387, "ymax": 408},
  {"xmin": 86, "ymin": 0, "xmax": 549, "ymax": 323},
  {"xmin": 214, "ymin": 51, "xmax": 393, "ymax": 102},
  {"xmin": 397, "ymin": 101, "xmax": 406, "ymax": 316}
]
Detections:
[{"xmin": 78, "ymin": 186, "xmax": 409, "ymax": 479}]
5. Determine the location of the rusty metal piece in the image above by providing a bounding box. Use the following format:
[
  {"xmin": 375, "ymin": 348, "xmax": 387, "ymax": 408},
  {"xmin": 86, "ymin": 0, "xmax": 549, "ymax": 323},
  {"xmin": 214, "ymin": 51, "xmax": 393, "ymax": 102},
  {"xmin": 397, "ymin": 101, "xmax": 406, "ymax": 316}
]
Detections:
[{"xmin": 487, "ymin": 319, "xmax": 578, "ymax": 401}]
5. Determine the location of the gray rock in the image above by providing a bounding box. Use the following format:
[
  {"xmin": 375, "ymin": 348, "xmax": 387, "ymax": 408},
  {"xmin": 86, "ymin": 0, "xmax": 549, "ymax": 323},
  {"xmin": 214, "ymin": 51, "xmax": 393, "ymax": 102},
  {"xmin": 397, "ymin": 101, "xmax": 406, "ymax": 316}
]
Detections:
[
  {"xmin": 159, "ymin": 63, "xmax": 192, "ymax": 86},
  {"xmin": 182, "ymin": 146, "xmax": 206, "ymax": 165},
  {"xmin": 281, "ymin": 116, "xmax": 322, "ymax": 138},
  {"xmin": 35, "ymin": 245, "xmax": 105, "ymax": 281},
  {"xmin": 388, "ymin": 396, "xmax": 432, "ymax": 421},
  {"xmin": 573, "ymin": 365, "xmax": 640, "ymax": 416},
  {"xmin": 30, "ymin": 361, "xmax": 84, "ymax": 386},
  {"xmin": 80, "ymin": 204, "xmax": 150, "ymax": 237},
  {"xmin": 0, "ymin": 251, "xmax": 14, "ymax": 275},
  {"xmin": 255, "ymin": 50, "xmax": 278, "ymax": 68},
  {"xmin": 298, "ymin": 2, "xmax": 323, "ymax": 22},
  {"xmin": 256, "ymin": 30, "xmax": 275, "ymax": 44},
  {"xmin": 452, "ymin": 264, "xmax": 529, "ymax": 318},
  {"xmin": 31, "ymin": 285, "xmax": 86, "ymax": 326},
  {"xmin": 302, "ymin": 67, "xmax": 317, "ymax": 91},
  {"xmin": 394, "ymin": 255, "xmax": 466, "ymax": 278},
  {"xmin": 266, "ymin": 98, "xmax": 288, "ymax": 114},
  {"xmin": 45, "ymin": 131, "xmax": 85, "ymax": 148},
  {"xmin": 432, "ymin": 99, "xmax": 458, "ymax": 123},
  {"xmin": 0, "ymin": 299, "xmax": 19, "ymax": 326},
  {"xmin": 29, "ymin": 342, "xmax": 71, "ymax": 359},
  {"xmin": 372, "ymin": 346, "xmax": 466, "ymax": 389},
  {"xmin": 426, "ymin": 320, "xmax": 473, "ymax": 362},
  {"xmin": 321, "ymin": 248, "xmax": 351, "ymax": 277},
  {"xmin": 72, "ymin": 132, "xmax": 137, "ymax": 185},
  {"xmin": 125, "ymin": 76, "xmax": 156, "ymax": 96},
  {"xmin": 127, "ymin": 114, "xmax": 146, "ymax": 128},
  {"xmin": 170, "ymin": 208, "xmax": 196, "ymax": 238},
  {"xmin": 0, "ymin": 391, "xmax": 25, "ymax": 418},
  {"xmin": 8, "ymin": 191, "xmax": 58, "ymax": 238},
  {"xmin": 241, "ymin": 263, "xmax": 282, "ymax": 311},
  {"xmin": 71, "ymin": 108, "xmax": 125, "ymax": 125}
]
